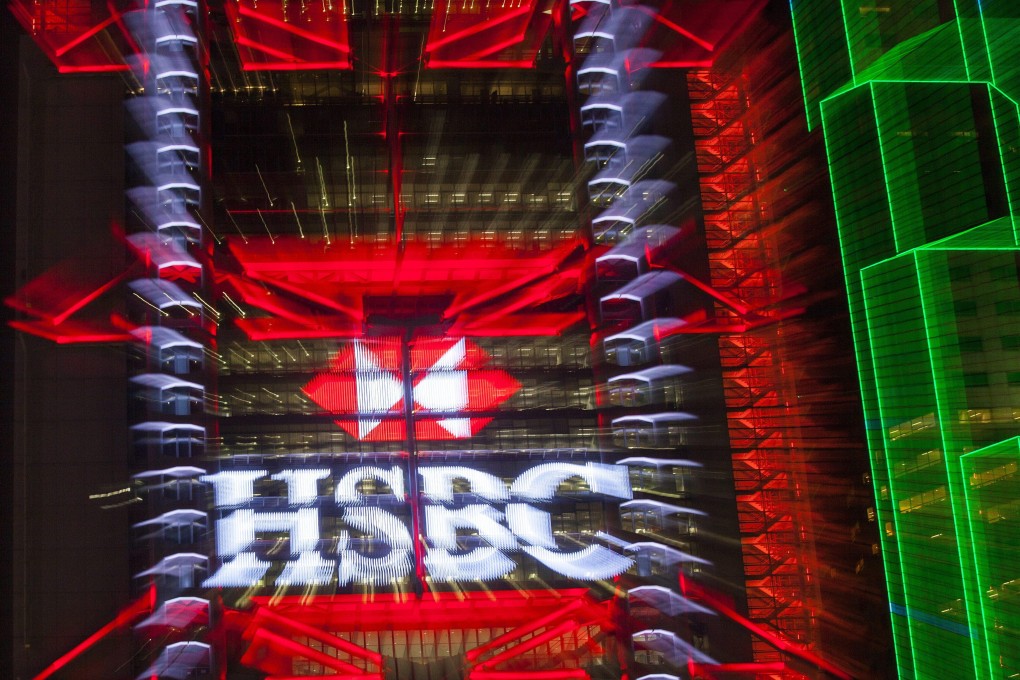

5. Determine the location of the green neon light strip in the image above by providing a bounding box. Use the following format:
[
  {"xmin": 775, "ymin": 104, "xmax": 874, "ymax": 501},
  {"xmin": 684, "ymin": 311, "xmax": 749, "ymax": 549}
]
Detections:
[
  {"xmin": 819, "ymin": 88, "xmax": 914, "ymax": 675},
  {"xmin": 959, "ymin": 439, "xmax": 1020, "ymax": 678},
  {"xmin": 792, "ymin": 5, "xmax": 1020, "ymax": 678},
  {"xmin": 914, "ymin": 252, "xmax": 986, "ymax": 677},
  {"xmin": 856, "ymin": 260, "xmax": 918, "ymax": 677}
]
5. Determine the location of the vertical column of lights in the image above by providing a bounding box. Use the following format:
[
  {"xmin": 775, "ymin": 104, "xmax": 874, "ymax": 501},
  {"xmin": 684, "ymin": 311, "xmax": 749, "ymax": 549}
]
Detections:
[
  {"xmin": 685, "ymin": 67, "xmax": 814, "ymax": 658},
  {"xmin": 123, "ymin": 2, "xmax": 212, "ymax": 678},
  {"xmin": 789, "ymin": 1, "xmax": 1020, "ymax": 678},
  {"xmin": 567, "ymin": 1, "xmax": 717, "ymax": 672}
]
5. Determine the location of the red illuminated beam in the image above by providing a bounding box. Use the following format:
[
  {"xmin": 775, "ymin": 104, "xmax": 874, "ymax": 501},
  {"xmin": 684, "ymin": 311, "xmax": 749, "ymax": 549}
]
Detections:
[
  {"xmin": 448, "ymin": 312, "xmax": 587, "ymax": 337},
  {"xmin": 8, "ymin": 0, "xmax": 130, "ymax": 73},
  {"xmin": 647, "ymin": 9, "xmax": 715, "ymax": 52},
  {"xmin": 425, "ymin": 0, "xmax": 554, "ymax": 68},
  {"xmin": 235, "ymin": 1, "xmax": 351, "ymax": 53},
  {"xmin": 234, "ymin": 272, "xmax": 364, "ymax": 321},
  {"xmin": 52, "ymin": 12, "xmax": 121, "ymax": 57},
  {"xmin": 33, "ymin": 587, "xmax": 154, "ymax": 680},
  {"xmin": 242, "ymin": 628, "xmax": 380, "ymax": 677},
  {"xmin": 475, "ymin": 620, "xmax": 583, "ymax": 671},
  {"xmin": 644, "ymin": 0, "xmax": 767, "ymax": 69},
  {"xmin": 5, "ymin": 257, "xmax": 139, "ymax": 326},
  {"xmin": 267, "ymin": 677, "xmax": 381, "ymax": 680},
  {"xmin": 226, "ymin": 0, "xmax": 352, "ymax": 71},
  {"xmin": 245, "ymin": 589, "xmax": 596, "ymax": 631},
  {"xmin": 470, "ymin": 672, "xmax": 589, "ymax": 680},
  {"xmin": 221, "ymin": 274, "xmax": 351, "ymax": 327},
  {"xmin": 425, "ymin": 59, "xmax": 535, "ymax": 69},
  {"xmin": 688, "ymin": 661, "xmax": 788, "ymax": 674},
  {"xmin": 9, "ymin": 319, "xmax": 136, "ymax": 345},
  {"xmin": 233, "ymin": 36, "xmax": 349, "ymax": 70},
  {"xmin": 226, "ymin": 591, "xmax": 611, "ymax": 678},
  {"xmin": 225, "ymin": 236, "xmax": 588, "ymax": 337},
  {"xmin": 426, "ymin": 5, "xmax": 533, "ymax": 52},
  {"xmin": 685, "ymin": 580, "xmax": 853, "ymax": 680},
  {"xmin": 441, "ymin": 239, "xmax": 583, "ymax": 319},
  {"xmin": 467, "ymin": 597, "xmax": 589, "ymax": 663},
  {"xmin": 234, "ymin": 317, "xmax": 363, "ymax": 341},
  {"xmin": 457, "ymin": 266, "xmax": 585, "ymax": 328},
  {"xmin": 246, "ymin": 607, "xmax": 384, "ymax": 667},
  {"xmin": 266, "ymin": 676, "xmax": 382, "ymax": 680},
  {"xmin": 228, "ymin": 236, "xmax": 582, "ymax": 292}
]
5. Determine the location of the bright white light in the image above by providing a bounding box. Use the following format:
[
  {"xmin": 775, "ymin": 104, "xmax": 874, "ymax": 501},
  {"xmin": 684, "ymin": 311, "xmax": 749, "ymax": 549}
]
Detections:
[
  {"xmin": 617, "ymin": 457, "xmax": 701, "ymax": 468},
  {"xmin": 203, "ymin": 553, "xmax": 270, "ymax": 588},
  {"xmin": 215, "ymin": 508, "xmax": 321, "ymax": 557},
  {"xmin": 135, "ymin": 553, "xmax": 207, "ymax": 579},
  {"xmin": 424, "ymin": 505, "xmax": 516, "ymax": 550},
  {"xmin": 413, "ymin": 340, "xmax": 469, "ymax": 436},
  {"xmin": 154, "ymin": 35, "xmax": 198, "ymax": 47},
  {"xmin": 625, "ymin": 542, "xmax": 711, "ymax": 566},
  {"xmin": 139, "ymin": 640, "xmax": 211, "ymax": 678},
  {"xmin": 337, "ymin": 507, "xmax": 413, "ymax": 585},
  {"xmin": 350, "ymin": 339, "xmax": 475, "ymax": 439},
  {"xmin": 194, "ymin": 461, "xmax": 641, "ymax": 587},
  {"xmin": 351, "ymin": 341, "xmax": 404, "ymax": 439},
  {"xmin": 133, "ymin": 508, "xmax": 206, "ymax": 529},
  {"xmin": 631, "ymin": 629, "xmax": 717, "ymax": 665},
  {"xmin": 425, "ymin": 547, "xmax": 516, "ymax": 581},
  {"xmin": 414, "ymin": 371, "xmax": 468, "ymax": 411},
  {"xmin": 156, "ymin": 181, "xmax": 200, "ymax": 194},
  {"xmin": 201, "ymin": 470, "xmax": 266, "ymax": 507},
  {"xmin": 154, "ymin": 70, "xmax": 199, "ymax": 81},
  {"xmin": 435, "ymin": 418, "xmax": 472, "ymax": 438},
  {"xmin": 524, "ymin": 545, "xmax": 633, "ymax": 580},
  {"xmin": 154, "ymin": 0, "xmax": 198, "ymax": 8},
  {"xmin": 355, "ymin": 370, "xmax": 403, "ymax": 414},
  {"xmin": 628, "ymin": 585, "xmax": 715, "ymax": 616},
  {"xmin": 419, "ymin": 466, "xmax": 510, "ymax": 503},
  {"xmin": 430, "ymin": 337, "xmax": 466, "ymax": 368},
  {"xmin": 620, "ymin": 499, "xmax": 706, "ymax": 516},
  {"xmin": 277, "ymin": 552, "xmax": 335, "ymax": 586},
  {"xmin": 335, "ymin": 465, "xmax": 405, "ymax": 504},
  {"xmin": 505, "ymin": 503, "xmax": 557, "ymax": 548},
  {"xmin": 133, "ymin": 466, "xmax": 205, "ymax": 480},
  {"xmin": 510, "ymin": 462, "xmax": 632, "ymax": 501},
  {"xmin": 272, "ymin": 469, "xmax": 330, "ymax": 505}
]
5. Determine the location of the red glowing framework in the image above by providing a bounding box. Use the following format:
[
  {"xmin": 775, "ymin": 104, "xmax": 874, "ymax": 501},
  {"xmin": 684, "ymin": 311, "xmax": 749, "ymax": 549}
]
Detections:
[
  {"xmin": 5, "ymin": 0, "xmax": 839, "ymax": 677},
  {"xmin": 232, "ymin": 589, "xmax": 615, "ymax": 678},
  {"xmin": 6, "ymin": 0, "xmax": 132, "ymax": 73},
  {"xmin": 424, "ymin": 0, "xmax": 555, "ymax": 69},
  {"xmin": 8, "ymin": 0, "xmax": 768, "ymax": 74},
  {"xmin": 224, "ymin": 0, "xmax": 352, "ymax": 71},
  {"xmin": 687, "ymin": 65, "xmax": 817, "ymax": 660}
]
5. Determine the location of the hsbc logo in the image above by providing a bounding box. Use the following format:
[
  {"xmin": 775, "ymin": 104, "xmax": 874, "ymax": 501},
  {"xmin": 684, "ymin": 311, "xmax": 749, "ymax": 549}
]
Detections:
[
  {"xmin": 302, "ymin": 338, "xmax": 520, "ymax": 441},
  {"xmin": 202, "ymin": 463, "xmax": 634, "ymax": 588}
]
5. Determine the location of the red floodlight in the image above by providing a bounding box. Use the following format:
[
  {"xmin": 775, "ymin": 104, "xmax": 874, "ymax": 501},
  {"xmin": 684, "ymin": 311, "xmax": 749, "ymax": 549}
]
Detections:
[
  {"xmin": 224, "ymin": 0, "xmax": 352, "ymax": 71},
  {"xmin": 226, "ymin": 590, "xmax": 613, "ymax": 678},
  {"xmin": 224, "ymin": 236, "xmax": 589, "ymax": 340},
  {"xmin": 7, "ymin": 0, "xmax": 130, "ymax": 73},
  {"xmin": 425, "ymin": 0, "xmax": 555, "ymax": 69}
]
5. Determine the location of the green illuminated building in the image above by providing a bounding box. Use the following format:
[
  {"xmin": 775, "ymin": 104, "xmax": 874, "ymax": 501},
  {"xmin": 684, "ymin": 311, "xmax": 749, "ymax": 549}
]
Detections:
[{"xmin": 790, "ymin": 1, "xmax": 1020, "ymax": 678}]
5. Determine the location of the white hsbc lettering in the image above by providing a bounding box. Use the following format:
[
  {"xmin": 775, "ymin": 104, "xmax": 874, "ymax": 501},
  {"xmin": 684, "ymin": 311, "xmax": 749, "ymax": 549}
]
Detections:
[{"xmin": 202, "ymin": 463, "xmax": 634, "ymax": 587}]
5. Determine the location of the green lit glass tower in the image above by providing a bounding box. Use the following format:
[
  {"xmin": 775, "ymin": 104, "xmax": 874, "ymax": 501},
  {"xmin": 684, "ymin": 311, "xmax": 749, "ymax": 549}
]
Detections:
[{"xmin": 790, "ymin": 1, "xmax": 1020, "ymax": 678}]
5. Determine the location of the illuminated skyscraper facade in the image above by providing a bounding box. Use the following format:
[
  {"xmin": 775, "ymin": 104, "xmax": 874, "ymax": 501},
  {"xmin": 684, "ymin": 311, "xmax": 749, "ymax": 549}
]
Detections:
[
  {"xmin": 791, "ymin": 1, "xmax": 1020, "ymax": 678},
  {"xmin": 5, "ymin": 1, "xmax": 890, "ymax": 678}
]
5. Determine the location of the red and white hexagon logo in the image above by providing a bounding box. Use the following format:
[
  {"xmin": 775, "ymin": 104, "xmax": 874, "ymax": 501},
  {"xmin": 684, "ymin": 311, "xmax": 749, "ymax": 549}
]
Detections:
[{"xmin": 302, "ymin": 337, "xmax": 520, "ymax": 441}]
